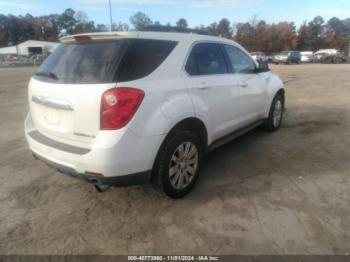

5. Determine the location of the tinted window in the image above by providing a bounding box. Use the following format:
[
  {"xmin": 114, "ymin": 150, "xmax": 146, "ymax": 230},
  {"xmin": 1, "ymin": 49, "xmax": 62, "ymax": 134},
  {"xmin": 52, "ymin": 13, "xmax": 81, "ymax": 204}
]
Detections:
[
  {"xmin": 292, "ymin": 51, "xmax": 301, "ymax": 57},
  {"xmin": 35, "ymin": 40, "xmax": 127, "ymax": 84},
  {"xmin": 185, "ymin": 43, "xmax": 228, "ymax": 76},
  {"xmin": 224, "ymin": 45, "xmax": 256, "ymax": 74},
  {"xmin": 117, "ymin": 39, "xmax": 177, "ymax": 82},
  {"xmin": 34, "ymin": 39, "xmax": 177, "ymax": 84}
]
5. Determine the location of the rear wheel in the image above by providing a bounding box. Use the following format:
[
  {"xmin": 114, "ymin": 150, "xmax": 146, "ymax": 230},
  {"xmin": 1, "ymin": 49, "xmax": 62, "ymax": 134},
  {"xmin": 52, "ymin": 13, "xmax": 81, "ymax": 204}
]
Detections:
[
  {"xmin": 264, "ymin": 93, "xmax": 284, "ymax": 132},
  {"xmin": 334, "ymin": 57, "xmax": 342, "ymax": 64},
  {"xmin": 152, "ymin": 130, "xmax": 203, "ymax": 198}
]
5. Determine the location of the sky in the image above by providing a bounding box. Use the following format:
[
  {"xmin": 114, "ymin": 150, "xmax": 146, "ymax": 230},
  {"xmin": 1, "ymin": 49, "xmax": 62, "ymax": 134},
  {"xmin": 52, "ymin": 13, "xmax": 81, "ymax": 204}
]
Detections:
[{"xmin": 1, "ymin": 0, "xmax": 350, "ymax": 28}]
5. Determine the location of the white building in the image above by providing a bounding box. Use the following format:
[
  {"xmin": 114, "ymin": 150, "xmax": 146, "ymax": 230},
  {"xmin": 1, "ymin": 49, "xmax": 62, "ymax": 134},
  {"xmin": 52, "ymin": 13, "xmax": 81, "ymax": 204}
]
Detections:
[
  {"xmin": 0, "ymin": 40, "xmax": 60, "ymax": 56},
  {"xmin": 0, "ymin": 46, "xmax": 17, "ymax": 55}
]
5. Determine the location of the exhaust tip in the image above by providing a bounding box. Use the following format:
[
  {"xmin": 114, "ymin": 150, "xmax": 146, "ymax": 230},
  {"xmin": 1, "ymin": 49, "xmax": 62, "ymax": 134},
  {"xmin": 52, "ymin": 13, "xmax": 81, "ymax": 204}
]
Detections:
[{"xmin": 94, "ymin": 183, "xmax": 111, "ymax": 193}]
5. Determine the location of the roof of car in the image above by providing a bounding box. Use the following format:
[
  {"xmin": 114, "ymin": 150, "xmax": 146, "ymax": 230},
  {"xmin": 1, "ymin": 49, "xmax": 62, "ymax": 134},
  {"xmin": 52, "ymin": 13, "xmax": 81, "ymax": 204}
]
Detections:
[{"xmin": 60, "ymin": 31, "xmax": 235, "ymax": 45}]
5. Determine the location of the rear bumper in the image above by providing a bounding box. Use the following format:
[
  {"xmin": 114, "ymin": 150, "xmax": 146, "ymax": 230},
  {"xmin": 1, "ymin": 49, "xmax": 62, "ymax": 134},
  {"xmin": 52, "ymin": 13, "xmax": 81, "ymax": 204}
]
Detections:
[
  {"xmin": 32, "ymin": 152, "xmax": 151, "ymax": 186},
  {"xmin": 25, "ymin": 113, "xmax": 164, "ymax": 180},
  {"xmin": 301, "ymin": 57, "xmax": 313, "ymax": 63}
]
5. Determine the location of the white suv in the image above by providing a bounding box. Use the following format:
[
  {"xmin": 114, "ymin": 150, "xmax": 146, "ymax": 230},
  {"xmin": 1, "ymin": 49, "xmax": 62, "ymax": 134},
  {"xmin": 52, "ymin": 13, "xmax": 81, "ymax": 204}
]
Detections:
[{"xmin": 25, "ymin": 32, "xmax": 285, "ymax": 198}]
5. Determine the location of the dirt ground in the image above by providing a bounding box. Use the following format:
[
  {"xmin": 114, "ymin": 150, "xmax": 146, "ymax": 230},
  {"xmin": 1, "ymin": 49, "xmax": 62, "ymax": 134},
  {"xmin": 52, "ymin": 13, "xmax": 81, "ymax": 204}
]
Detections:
[{"xmin": 0, "ymin": 64, "xmax": 349, "ymax": 255}]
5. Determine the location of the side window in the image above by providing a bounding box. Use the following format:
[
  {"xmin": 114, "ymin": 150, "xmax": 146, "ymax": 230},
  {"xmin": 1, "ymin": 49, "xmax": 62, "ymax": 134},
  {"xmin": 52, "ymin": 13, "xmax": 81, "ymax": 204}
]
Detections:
[
  {"xmin": 223, "ymin": 45, "xmax": 256, "ymax": 74},
  {"xmin": 185, "ymin": 43, "xmax": 228, "ymax": 76},
  {"xmin": 117, "ymin": 39, "xmax": 178, "ymax": 82}
]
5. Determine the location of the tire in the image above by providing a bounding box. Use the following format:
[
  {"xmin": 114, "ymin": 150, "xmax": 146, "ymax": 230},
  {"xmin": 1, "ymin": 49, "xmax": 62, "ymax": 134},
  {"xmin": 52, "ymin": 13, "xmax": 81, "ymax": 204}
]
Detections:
[
  {"xmin": 324, "ymin": 57, "xmax": 332, "ymax": 64},
  {"xmin": 263, "ymin": 93, "xmax": 284, "ymax": 132},
  {"xmin": 334, "ymin": 57, "xmax": 342, "ymax": 64},
  {"xmin": 152, "ymin": 130, "xmax": 203, "ymax": 198}
]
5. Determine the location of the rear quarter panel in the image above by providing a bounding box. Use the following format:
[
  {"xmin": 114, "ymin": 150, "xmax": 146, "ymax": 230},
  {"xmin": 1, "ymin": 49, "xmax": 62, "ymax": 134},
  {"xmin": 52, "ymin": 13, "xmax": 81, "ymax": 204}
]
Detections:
[
  {"xmin": 122, "ymin": 40, "xmax": 196, "ymax": 138},
  {"xmin": 125, "ymin": 77, "xmax": 195, "ymax": 137}
]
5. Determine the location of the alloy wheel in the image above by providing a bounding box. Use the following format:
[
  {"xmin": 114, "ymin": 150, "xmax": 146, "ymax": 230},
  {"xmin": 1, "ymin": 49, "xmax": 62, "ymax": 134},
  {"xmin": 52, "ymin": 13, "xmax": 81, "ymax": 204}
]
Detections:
[
  {"xmin": 168, "ymin": 142, "xmax": 198, "ymax": 190},
  {"xmin": 273, "ymin": 100, "xmax": 283, "ymax": 127}
]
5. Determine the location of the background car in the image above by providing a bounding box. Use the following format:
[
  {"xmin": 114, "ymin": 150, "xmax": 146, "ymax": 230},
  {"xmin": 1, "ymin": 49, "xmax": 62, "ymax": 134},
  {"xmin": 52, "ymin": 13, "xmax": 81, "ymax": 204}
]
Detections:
[
  {"xmin": 273, "ymin": 51, "xmax": 301, "ymax": 64},
  {"xmin": 314, "ymin": 49, "xmax": 337, "ymax": 62},
  {"xmin": 314, "ymin": 52, "xmax": 328, "ymax": 62},
  {"xmin": 301, "ymin": 51, "xmax": 314, "ymax": 63},
  {"xmin": 6, "ymin": 54, "xmax": 19, "ymax": 62},
  {"xmin": 250, "ymin": 52, "xmax": 269, "ymax": 63},
  {"xmin": 320, "ymin": 52, "xmax": 347, "ymax": 64},
  {"xmin": 267, "ymin": 52, "xmax": 278, "ymax": 63},
  {"xmin": 315, "ymin": 49, "xmax": 338, "ymax": 56}
]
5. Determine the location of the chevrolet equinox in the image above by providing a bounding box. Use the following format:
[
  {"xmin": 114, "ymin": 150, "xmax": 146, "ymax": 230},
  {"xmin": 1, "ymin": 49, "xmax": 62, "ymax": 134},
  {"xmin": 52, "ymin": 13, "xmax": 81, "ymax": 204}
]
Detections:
[{"xmin": 25, "ymin": 32, "xmax": 285, "ymax": 198}]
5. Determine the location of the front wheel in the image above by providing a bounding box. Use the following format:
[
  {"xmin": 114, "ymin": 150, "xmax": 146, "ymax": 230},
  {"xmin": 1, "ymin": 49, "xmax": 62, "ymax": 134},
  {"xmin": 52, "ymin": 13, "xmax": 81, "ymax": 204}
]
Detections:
[
  {"xmin": 263, "ymin": 93, "xmax": 284, "ymax": 132},
  {"xmin": 152, "ymin": 130, "xmax": 203, "ymax": 198}
]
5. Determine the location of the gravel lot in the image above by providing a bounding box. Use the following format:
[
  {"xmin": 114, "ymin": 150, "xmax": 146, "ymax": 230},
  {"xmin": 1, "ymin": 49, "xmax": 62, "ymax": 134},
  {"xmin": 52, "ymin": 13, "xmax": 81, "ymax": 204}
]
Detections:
[{"xmin": 0, "ymin": 64, "xmax": 349, "ymax": 255}]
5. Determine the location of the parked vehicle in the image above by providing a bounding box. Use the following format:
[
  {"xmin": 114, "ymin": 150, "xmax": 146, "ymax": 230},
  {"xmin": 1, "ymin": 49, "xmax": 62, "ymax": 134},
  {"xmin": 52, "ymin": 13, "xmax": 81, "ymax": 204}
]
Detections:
[
  {"xmin": 301, "ymin": 51, "xmax": 314, "ymax": 63},
  {"xmin": 3, "ymin": 55, "xmax": 34, "ymax": 66},
  {"xmin": 313, "ymin": 52, "xmax": 328, "ymax": 62},
  {"xmin": 6, "ymin": 54, "xmax": 19, "ymax": 63},
  {"xmin": 273, "ymin": 51, "xmax": 301, "ymax": 64},
  {"xmin": 267, "ymin": 53, "xmax": 278, "ymax": 63},
  {"xmin": 314, "ymin": 49, "xmax": 347, "ymax": 64},
  {"xmin": 313, "ymin": 49, "xmax": 347, "ymax": 64},
  {"xmin": 315, "ymin": 49, "xmax": 338, "ymax": 56},
  {"xmin": 320, "ymin": 52, "xmax": 347, "ymax": 64},
  {"xmin": 250, "ymin": 52, "xmax": 268, "ymax": 63},
  {"xmin": 25, "ymin": 32, "xmax": 285, "ymax": 198},
  {"xmin": 313, "ymin": 49, "xmax": 336, "ymax": 62}
]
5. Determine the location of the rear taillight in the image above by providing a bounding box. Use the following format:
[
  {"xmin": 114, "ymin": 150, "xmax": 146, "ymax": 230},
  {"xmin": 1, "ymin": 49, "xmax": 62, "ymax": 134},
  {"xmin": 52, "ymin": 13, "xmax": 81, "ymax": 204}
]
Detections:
[{"xmin": 100, "ymin": 87, "xmax": 145, "ymax": 130}]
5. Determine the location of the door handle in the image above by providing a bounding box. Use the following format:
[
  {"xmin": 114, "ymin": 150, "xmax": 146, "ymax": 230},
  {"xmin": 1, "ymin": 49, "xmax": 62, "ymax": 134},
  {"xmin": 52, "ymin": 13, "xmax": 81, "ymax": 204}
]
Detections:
[
  {"xmin": 196, "ymin": 82, "xmax": 211, "ymax": 89},
  {"xmin": 240, "ymin": 83, "xmax": 248, "ymax": 88}
]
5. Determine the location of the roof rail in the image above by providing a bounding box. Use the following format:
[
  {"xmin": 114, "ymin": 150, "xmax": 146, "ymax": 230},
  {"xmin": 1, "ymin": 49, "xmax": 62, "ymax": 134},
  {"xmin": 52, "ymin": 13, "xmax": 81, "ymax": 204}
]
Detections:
[{"xmin": 139, "ymin": 25, "xmax": 216, "ymax": 36}]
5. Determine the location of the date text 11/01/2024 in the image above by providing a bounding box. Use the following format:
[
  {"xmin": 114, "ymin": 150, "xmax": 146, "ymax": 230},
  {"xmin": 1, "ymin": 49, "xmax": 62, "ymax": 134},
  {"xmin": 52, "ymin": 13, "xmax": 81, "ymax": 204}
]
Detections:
[{"xmin": 127, "ymin": 256, "xmax": 220, "ymax": 261}]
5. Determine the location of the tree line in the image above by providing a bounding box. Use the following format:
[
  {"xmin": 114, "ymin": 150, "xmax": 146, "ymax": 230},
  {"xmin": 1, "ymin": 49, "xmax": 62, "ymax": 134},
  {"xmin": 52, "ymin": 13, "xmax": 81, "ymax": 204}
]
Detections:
[{"xmin": 0, "ymin": 9, "xmax": 349, "ymax": 54}]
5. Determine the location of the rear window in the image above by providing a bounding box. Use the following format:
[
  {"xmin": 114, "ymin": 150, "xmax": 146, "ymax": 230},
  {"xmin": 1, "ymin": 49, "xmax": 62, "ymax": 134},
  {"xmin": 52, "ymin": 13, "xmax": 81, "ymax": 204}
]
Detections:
[{"xmin": 34, "ymin": 39, "xmax": 177, "ymax": 84}]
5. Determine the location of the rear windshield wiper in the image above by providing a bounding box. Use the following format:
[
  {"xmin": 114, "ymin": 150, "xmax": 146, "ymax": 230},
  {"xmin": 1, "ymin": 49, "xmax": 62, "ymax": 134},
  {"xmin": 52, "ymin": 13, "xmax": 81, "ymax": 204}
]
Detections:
[{"xmin": 35, "ymin": 71, "xmax": 59, "ymax": 80}]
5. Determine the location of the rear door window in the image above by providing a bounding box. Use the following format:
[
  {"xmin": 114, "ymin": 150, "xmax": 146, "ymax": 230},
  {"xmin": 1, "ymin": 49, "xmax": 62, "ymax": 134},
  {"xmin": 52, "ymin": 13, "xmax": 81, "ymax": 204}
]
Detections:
[
  {"xmin": 34, "ymin": 39, "xmax": 177, "ymax": 84},
  {"xmin": 185, "ymin": 43, "xmax": 228, "ymax": 76}
]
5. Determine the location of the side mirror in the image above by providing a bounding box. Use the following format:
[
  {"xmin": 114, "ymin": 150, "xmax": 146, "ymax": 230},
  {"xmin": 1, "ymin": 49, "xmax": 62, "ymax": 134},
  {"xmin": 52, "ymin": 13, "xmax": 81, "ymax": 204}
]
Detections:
[{"xmin": 255, "ymin": 62, "xmax": 270, "ymax": 73}]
